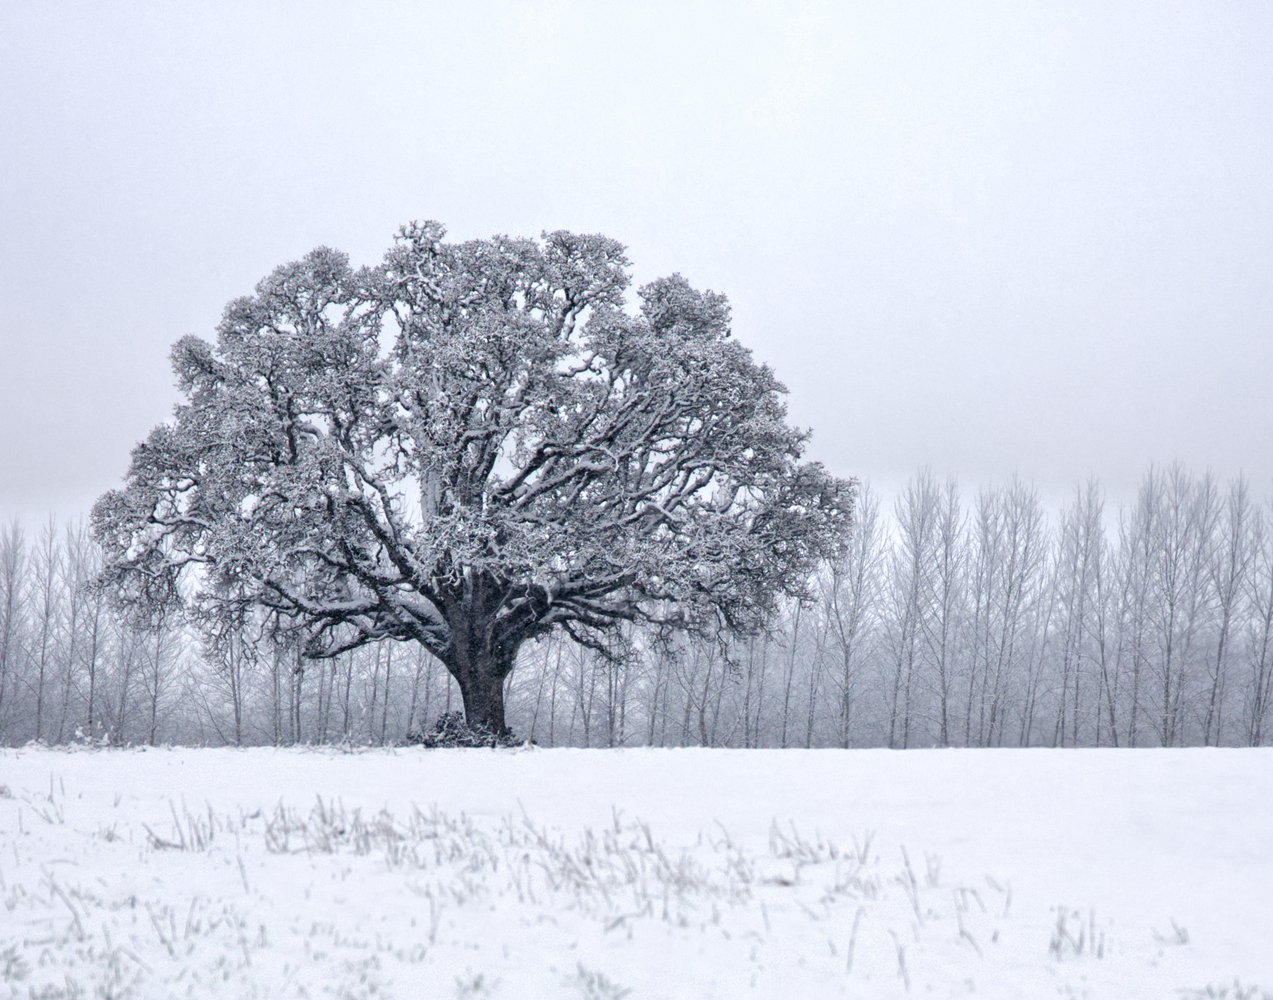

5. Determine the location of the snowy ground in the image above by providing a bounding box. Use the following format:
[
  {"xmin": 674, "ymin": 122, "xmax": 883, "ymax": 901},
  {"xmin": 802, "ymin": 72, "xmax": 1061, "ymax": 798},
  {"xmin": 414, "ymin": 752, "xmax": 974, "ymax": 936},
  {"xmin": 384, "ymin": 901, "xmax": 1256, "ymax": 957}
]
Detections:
[{"xmin": 1, "ymin": 745, "xmax": 1270, "ymax": 999}]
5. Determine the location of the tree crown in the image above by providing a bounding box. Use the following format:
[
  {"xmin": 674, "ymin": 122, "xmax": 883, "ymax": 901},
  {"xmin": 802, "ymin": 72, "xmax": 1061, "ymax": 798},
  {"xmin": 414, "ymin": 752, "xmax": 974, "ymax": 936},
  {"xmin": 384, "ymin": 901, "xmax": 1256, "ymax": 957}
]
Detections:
[{"xmin": 93, "ymin": 222, "xmax": 855, "ymax": 669}]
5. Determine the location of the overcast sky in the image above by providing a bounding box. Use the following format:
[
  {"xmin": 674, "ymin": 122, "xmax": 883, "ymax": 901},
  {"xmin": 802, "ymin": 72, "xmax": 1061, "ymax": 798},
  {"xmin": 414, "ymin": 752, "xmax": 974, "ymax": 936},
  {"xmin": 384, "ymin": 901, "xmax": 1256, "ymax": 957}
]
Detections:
[{"xmin": 3, "ymin": 1, "xmax": 1272, "ymax": 524}]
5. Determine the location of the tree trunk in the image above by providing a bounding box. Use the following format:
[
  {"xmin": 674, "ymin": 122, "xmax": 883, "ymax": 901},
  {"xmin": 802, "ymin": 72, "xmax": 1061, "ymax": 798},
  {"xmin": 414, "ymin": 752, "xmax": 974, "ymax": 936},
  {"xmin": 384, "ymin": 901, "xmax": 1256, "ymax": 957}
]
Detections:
[
  {"xmin": 148, "ymin": 624, "xmax": 163, "ymax": 746},
  {"xmin": 442, "ymin": 633, "xmax": 516, "ymax": 736},
  {"xmin": 405, "ymin": 648, "xmax": 424, "ymax": 737},
  {"xmin": 368, "ymin": 643, "xmax": 381, "ymax": 744},
  {"xmin": 548, "ymin": 639, "xmax": 564, "ymax": 746},
  {"xmin": 381, "ymin": 641, "xmax": 393, "ymax": 744},
  {"xmin": 271, "ymin": 644, "xmax": 282, "ymax": 745},
  {"xmin": 116, "ymin": 633, "xmax": 134, "ymax": 744},
  {"xmin": 85, "ymin": 602, "xmax": 100, "ymax": 740},
  {"xmin": 454, "ymin": 655, "xmax": 512, "ymax": 734},
  {"xmin": 292, "ymin": 647, "xmax": 304, "ymax": 744}
]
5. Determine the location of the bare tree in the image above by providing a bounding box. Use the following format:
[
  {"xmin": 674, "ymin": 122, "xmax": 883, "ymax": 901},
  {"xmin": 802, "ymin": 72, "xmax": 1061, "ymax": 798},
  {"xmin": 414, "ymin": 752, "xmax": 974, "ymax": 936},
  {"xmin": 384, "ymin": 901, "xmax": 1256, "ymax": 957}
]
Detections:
[
  {"xmin": 738, "ymin": 636, "xmax": 763, "ymax": 747},
  {"xmin": 823, "ymin": 482, "xmax": 885, "ymax": 748},
  {"xmin": 966, "ymin": 479, "xmax": 1047, "ymax": 747},
  {"xmin": 203, "ymin": 615, "xmax": 252, "ymax": 746},
  {"xmin": 61, "ymin": 522, "xmax": 109, "ymax": 741},
  {"xmin": 80, "ymin": 537, "xmax": 108, "ymax": 740},
  {"xmin": 1148, "ymin": 467, "xmax": 1218, "ymax": 746},
  {"xmin": 111, "ymin": 617, "xmax": 142, "ymax": 743},
  {"xmin": 404, "ymin": 645, "xmax": 434, "ymax": 738},
  {"xmin": 599, "ymin": 628, "xmax": 635, "ymax": 748},
  {"xmin": 1203, "ymin": 477, "xmax": 1254, "ymax": 745},
  {"xmin": 803, "ymin": 609, "xmax": 833, "ymax": 748},
  {"xmin": 31, "ymin": 517, "xmax": 61, "ymax": 741},
  {"xmin": 0, "ymin": 521, "xmax": 26, "ymax": 738},
  {"xmin": 545, "ymin": 636, "xmax": 568, "ymax": 746},
  {"xmin": 1117, "ymin": 471, "xmax": 1160, "ymax": 746},
  {"xmin": 886, "ymin": 471, "xmax": 939, "ymax": 748},
  {"xmin": 1051, "ymin": 481, "xmax": 1105, "ymax": 746},
  {"xmin": 923, "ymin": 477, "xmax": 966, "ymax": 746},
  {"xmin": 339, "ymin": 649, "xmax": 355, "ymax": 742},
  {"xmin": 54, "ymin": 522, "xmax": 97, "ymax": 741},
  {"xmin": 749, "ymin": 636, "xmax": 772, "ymax": 747},
  {"xmin": 1244, "ymin": 504, "xmax": 1273, "ymax": 745},
  {"xmin": 779, "ymin": 598, "xmax": 806, "ymax": 748},
  {"xmin": 696, "ymin": 642, "xmax": 725, "ymax": 747},
  {"xmin": 140, "ymin": 610, "xmax": 181, "ymax": 745}
]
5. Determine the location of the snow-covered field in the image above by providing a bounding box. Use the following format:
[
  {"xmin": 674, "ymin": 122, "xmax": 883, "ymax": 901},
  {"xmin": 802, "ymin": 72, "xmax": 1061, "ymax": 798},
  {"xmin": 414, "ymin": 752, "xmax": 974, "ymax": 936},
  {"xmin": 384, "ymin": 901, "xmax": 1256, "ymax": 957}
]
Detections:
[{"xmin": 1, "ymin": 746, "xmax": 1269, "ymax": 999}]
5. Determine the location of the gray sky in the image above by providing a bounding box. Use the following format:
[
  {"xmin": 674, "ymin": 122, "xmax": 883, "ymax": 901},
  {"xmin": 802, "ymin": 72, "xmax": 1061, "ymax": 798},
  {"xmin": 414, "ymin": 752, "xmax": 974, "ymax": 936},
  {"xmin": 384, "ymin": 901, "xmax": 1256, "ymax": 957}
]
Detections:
[{"xmin": 3, "ymin": 1, "xmax": 1272, "ymax": 524}]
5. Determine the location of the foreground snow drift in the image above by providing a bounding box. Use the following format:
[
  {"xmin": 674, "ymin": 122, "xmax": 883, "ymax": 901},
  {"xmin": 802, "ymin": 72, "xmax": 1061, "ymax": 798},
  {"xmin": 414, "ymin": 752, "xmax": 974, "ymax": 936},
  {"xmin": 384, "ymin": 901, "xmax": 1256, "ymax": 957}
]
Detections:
[{"xmin": 1, "ymin": 746, "xmax": 1270, "ymax": 999}]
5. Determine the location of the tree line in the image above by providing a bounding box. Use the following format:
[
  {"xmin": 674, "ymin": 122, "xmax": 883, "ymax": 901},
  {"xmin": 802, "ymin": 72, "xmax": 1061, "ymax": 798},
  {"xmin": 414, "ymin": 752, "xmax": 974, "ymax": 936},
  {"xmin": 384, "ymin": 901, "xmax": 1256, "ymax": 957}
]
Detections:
[{"xmin": 3, "ymin": 464, "xmax": 1271, "ymax": 748}]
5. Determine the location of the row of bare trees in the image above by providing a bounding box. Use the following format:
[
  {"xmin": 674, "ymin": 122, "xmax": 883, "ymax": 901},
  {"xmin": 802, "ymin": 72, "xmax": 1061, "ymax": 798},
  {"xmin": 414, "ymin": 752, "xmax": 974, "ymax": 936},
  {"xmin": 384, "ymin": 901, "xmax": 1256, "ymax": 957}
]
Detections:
[
  {"xmin": 0, "ymin": 516, "xmax": 463, "ymax": 746},
  {"xmin": 3, "ymin": 464, "xmax": 1272, "ymax": 748},
  {"xmin": 507, "ymin": 465, "xmax": 1273, "ymax": 748},
  {"xmin": 0, "ymin": 519, "xmax": 187, "ymax": 746}
]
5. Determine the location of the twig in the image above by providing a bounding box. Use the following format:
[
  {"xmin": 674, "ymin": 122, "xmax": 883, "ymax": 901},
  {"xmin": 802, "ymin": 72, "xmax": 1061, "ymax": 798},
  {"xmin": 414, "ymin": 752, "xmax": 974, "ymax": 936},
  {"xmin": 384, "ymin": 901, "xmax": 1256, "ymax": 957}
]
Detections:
[
  {"xmin": 48, "ymin": 880, "xmax": 85, "ymax": 942},
  {"xmin": 889, "ymin": 929, "xmax": 911, "ymax": 992},
  {"xmin": 846, "ymin": 905, "xmax": 864, "ymax": 974}
]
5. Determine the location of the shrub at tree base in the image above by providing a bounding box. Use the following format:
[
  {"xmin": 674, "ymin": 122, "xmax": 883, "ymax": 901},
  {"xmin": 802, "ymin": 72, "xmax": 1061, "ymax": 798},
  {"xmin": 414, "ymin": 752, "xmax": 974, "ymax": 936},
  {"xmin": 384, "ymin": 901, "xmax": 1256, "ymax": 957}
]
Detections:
[{"xmin": 406, "ymin": 711, "xmax": 523, "ymax": 749}]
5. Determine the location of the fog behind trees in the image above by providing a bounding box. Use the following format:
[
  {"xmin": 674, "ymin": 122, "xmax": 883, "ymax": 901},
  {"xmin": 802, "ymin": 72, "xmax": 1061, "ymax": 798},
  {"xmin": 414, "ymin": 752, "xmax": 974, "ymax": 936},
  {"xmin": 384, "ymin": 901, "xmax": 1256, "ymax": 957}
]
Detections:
[
  {"xmin": 6, "ymin": 4, "xmax": 1273, "ymax": 523},
  {"xmin": 3, "ymin": 464, "xmax": 1271, "ymax": 750}
]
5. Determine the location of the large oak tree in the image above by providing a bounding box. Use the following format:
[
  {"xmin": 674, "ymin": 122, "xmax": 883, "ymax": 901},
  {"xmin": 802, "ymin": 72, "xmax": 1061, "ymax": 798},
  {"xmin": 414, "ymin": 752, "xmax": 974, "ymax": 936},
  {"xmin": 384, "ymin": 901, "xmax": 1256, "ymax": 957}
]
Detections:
[{"xmin": 93, "ymin": 222, "xmax": 854, "ymax": 734}]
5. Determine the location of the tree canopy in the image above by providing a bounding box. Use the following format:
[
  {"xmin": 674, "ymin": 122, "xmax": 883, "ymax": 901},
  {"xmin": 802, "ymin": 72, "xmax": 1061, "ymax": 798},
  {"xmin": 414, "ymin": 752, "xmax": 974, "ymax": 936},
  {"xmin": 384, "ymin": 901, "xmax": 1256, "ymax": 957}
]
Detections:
[{"xmin": 93, "ymin": 221, "xmax": 855, "ymax": 733}]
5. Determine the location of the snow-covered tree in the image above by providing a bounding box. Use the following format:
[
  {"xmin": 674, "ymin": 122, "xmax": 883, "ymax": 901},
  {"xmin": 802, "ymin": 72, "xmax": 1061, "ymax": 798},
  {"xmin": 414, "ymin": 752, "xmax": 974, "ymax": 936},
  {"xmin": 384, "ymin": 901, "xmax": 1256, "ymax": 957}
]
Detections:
[{"xmin": 92, "ymin": 222, "xmax": 854, "ymax": 735}]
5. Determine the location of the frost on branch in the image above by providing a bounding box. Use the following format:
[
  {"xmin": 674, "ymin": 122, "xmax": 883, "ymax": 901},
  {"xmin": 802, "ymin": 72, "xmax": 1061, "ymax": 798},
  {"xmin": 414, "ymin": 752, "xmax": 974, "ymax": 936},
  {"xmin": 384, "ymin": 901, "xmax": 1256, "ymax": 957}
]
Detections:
[{"xmin": 92, "ymin": 225, "xmax": 855, "ymax": 732}]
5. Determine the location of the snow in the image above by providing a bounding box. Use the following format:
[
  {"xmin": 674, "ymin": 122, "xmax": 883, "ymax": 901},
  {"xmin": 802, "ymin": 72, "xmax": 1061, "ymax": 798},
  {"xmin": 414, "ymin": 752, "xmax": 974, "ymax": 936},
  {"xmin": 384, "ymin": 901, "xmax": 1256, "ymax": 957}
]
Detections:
[{"xmin": 2, "ymin": 745, "xmax": 1270, "ymax": 998}]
